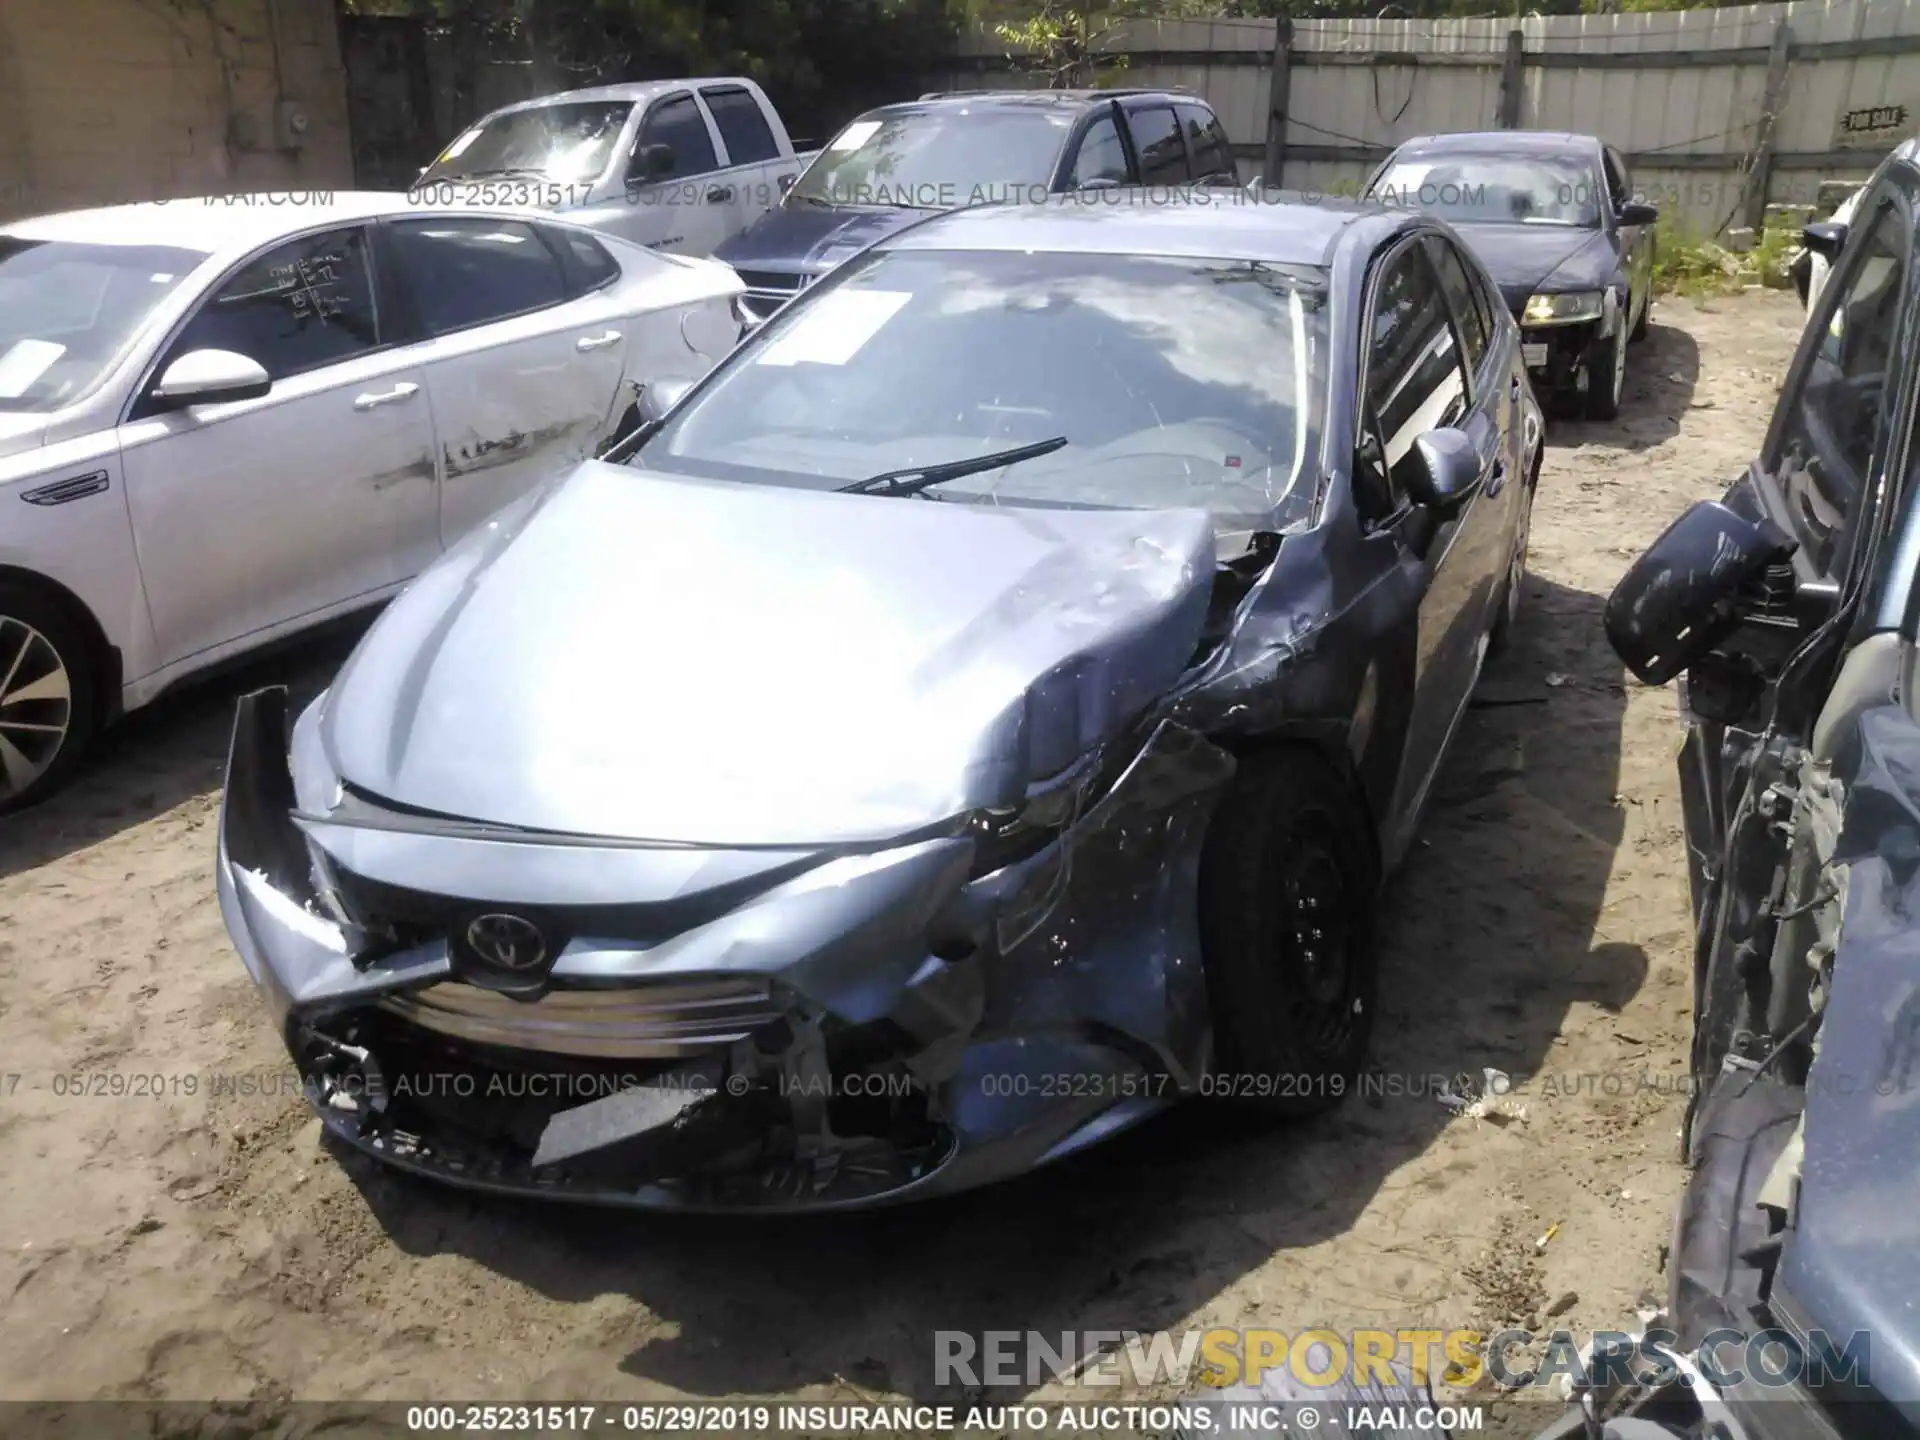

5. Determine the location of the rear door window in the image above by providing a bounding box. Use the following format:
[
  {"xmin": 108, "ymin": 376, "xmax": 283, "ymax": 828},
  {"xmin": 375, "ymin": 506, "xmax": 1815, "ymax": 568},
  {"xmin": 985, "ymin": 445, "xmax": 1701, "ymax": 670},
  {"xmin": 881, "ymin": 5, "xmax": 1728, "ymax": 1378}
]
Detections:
[
  {"xmin": 701, "ymin": 87, "xmax": 779, "ymax": 166},
  {"xmin": 388, "ymin": 218, "xmax": 569, "ymax": 335},
  {"xmin": 1177, "ymin": 104, "xmax": 1236, "ymax": 181},
  {"xmin": 1127, "ymin": 106, "xmax": 1190, "ymax": 185}
]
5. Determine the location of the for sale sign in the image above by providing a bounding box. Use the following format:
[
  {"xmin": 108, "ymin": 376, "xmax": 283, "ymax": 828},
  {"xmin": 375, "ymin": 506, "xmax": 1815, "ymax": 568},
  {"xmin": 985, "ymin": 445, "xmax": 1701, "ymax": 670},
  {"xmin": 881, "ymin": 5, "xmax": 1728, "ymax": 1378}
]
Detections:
[{"xmin": 1835, "ymin": 100, "xmax": 1911, "ymax": 148}]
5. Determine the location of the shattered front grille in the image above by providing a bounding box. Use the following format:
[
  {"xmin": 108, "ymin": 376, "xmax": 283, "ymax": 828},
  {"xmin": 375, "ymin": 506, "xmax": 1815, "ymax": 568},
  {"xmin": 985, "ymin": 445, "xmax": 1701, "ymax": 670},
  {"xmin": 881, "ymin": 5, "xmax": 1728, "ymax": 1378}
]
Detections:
[{"xmin": 380, "ymin": 977, "xmax": 784, "ymax": 1060}]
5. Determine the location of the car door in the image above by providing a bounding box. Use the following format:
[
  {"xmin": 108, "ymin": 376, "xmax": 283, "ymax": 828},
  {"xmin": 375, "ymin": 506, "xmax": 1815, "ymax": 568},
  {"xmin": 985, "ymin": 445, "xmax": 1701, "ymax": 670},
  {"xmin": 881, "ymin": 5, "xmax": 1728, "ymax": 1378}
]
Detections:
[
  {"xmin": 384, "ymin": 215, "xmax": 629, "ymax": 547},
  {"xmin": 1604, "ymin": 146, "xmax": 1650, "ymax": 318},
  {"xmin": 1122, "ymin": 103, "xmax": 1191, "ymax": 185},
  {"xmin": 1176, "ymin": 103, "xmax": 1240, "ymax": 187},
  {"xmin": 699, "ymin": 84, "xmax": 785, "ymax": 240},
  {"xmin": 1663, "ymin": 175, "xmax": 1915, "ymax": 1101},
  {"xmin": 1354, "ymin": 236, "xmax": 1491, "ymax": 838},
  {"xmin": 625, "ymin": 90, "xmax": 728, "ymax": 257},
  {"xmin": 117, "ymin": 223, "xmax": 440, "ymax": 671},
  {"xmin": 1427, "ymin": 232, "xmax": 1523, "ymax": 630}
]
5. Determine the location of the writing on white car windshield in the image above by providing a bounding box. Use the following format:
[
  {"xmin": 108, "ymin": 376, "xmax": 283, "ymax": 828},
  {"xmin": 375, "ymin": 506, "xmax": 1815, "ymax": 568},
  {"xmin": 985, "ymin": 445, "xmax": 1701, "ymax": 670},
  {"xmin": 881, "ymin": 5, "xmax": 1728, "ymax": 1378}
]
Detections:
[
  {"xmin": 0, "ymin": 238, "xmax": 205, "ymax": 413},
  {"xmin": 1371, "ymin": 155, "xmax": 1602, "ymax": 227},
  {"xmin": 789, "ymin": 109, "xmax": 1074, "ymax": 210},
  {"xmin": 420, "ymin": 101, "xmax": 632, "ymax": 185},
  {"xmin": 637, "ymin": 247, "xmax": 1329, "ymax": 534}
]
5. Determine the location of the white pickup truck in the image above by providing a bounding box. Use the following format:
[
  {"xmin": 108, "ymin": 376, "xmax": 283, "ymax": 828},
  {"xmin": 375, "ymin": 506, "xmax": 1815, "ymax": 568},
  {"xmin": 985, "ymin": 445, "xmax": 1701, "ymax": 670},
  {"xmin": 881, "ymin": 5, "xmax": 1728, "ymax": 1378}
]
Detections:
[{"xmin": 414, "ymin": 78, "xmax": 817, "ymax": 258}]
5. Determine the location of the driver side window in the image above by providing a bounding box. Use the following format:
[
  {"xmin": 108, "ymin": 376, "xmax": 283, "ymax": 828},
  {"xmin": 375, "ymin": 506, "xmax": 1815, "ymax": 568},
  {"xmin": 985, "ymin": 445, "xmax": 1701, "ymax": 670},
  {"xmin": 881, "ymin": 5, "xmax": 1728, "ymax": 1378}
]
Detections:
[
  {"xmin": 631, "ymin": 94, "xmax": 717, "ymax": 184},
  {"xmin": 1356, "ymin": 241, "xmax": 1470, "ymax": 521},
  {"xmin": 155, "ymin": 226, "xmax": 380, "ymax": 386},
  {"xmin": 1068, "ymin": 114, "xmax": 1129, "ymax": 188},
  {"xmin": 1773, "ymin": 197, "xmax": 1909, "ymax": 576}
]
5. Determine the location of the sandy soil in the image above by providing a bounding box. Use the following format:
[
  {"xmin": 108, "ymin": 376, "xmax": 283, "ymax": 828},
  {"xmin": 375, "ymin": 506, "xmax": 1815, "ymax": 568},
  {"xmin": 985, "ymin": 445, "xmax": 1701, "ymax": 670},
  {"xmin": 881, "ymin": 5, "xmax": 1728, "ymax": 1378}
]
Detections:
[{"xmin": 0, "ymin": 292, "xmax": 1806, "ymax": 1418}]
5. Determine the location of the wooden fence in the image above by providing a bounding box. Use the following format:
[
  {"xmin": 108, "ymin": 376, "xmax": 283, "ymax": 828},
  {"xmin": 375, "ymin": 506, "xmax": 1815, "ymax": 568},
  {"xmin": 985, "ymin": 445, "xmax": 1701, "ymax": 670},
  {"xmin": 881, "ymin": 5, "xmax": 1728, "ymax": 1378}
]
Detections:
[{"xmin": 944, "ymin": 0, "xmax": 1920, "ymax": 232}]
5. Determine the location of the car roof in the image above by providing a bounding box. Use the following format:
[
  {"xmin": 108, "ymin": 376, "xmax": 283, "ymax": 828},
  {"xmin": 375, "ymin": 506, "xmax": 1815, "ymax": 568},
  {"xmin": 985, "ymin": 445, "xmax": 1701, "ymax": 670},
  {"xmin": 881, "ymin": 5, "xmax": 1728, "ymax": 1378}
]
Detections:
[
  {"xmin": 880, "ymin": 191, "xmax": 1401, "ymax": 266},
  {"xmin": 0, "ymin": 191, "xmax": 560, "ymax": 264},
  {"xmin": 478, "ymin": 78, "xmax": 758, "ymax": 116},
  {"xmin": 879, "ymin": 89, "xmax": 1199, "ymax": 118},
  {"xmin": 1390, "ymin": 130, "xmax": 1603, "ymax": 160}
]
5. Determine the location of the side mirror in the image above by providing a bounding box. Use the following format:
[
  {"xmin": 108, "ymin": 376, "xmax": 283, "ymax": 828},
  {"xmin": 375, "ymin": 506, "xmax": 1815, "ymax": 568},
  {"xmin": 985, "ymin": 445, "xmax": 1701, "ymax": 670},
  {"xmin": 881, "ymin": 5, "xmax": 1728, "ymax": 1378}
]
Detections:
[
  {"xmin": 1617, "ymin": 200, "xmax": 1659, "ymax": 227},
  {"xmin": 638, "ymin": 376, "xmax": 693, "ymax": 426},
  {"xmin": 1401, "ymin": 428, "xmax": 1478, "ymax": 517},
  {"xmin": 150, "ymin": 348, "xmax": 271, "ymax": 409},
  {"xmin": 631, "ymin": 142, "xmax": 675, "ymax": 183},
  {"xmin": 1803, "ymin": 220, "xmax": 1849, "ymax": 262},
  {"xmin": 1604, "ymin": 500, "xmax": 1796, "ymax": 685}
]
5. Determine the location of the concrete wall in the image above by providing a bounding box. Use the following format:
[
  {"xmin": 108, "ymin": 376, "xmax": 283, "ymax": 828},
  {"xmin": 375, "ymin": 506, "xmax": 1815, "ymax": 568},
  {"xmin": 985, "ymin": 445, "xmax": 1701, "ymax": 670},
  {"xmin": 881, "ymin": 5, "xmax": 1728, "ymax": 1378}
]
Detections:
[{"xmin": 0, "ymin": 0, "xmax": 353, "ymax": 222}]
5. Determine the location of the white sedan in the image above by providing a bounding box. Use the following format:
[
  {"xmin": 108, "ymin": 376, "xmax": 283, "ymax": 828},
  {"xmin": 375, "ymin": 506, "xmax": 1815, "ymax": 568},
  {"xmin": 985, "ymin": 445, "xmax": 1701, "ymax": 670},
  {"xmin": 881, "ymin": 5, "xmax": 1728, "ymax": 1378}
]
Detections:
[{"xmin": 0, "ymin": 192, "xmax": 745, "ymax": 812}]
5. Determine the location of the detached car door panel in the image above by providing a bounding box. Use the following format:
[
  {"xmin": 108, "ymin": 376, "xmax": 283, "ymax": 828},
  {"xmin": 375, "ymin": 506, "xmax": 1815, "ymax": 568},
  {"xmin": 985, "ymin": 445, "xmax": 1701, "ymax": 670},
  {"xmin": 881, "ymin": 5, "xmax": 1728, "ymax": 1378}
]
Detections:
[
  {"xmin": 387, "ymin": 217, "xmax": 628, "ymax": 546},
  {"xmin": 118, "ymin": 224, "xmax": 439, "ymax": 670}
]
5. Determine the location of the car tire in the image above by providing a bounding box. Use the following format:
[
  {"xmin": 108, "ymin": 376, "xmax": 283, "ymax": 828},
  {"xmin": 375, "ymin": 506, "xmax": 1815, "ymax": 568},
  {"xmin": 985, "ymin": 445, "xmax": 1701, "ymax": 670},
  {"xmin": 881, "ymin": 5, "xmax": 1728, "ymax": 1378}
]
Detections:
[
  {"xmin": 1586, "ymin": 328, "xmax": 1626, "ymax": 420},
  {"xmin": 1197, "ymin": 747, "xmax": 1380, "ymax": 1116},
  {"xmin": 0, "ymin": 581, "xmax": 96, "ymax": 815},
  {"xmin": 1487, "ymin": 451, "xmax": 1537, "ymax": 658},
  {"xmin": 1630, "ymin": 284, "xmax": 1651, "ymax": 342}
]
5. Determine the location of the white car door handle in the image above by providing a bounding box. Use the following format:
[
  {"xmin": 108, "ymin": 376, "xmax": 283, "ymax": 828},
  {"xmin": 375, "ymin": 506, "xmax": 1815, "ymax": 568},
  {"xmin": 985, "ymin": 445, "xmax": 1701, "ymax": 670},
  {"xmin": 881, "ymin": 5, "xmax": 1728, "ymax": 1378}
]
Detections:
[
  {"xmin": 576, "ymin": 330, "xmax": 623, "ymax": 352},
  {"xmin": 353, "ymin": 383, "xmax": 419, "ymax": 411}
]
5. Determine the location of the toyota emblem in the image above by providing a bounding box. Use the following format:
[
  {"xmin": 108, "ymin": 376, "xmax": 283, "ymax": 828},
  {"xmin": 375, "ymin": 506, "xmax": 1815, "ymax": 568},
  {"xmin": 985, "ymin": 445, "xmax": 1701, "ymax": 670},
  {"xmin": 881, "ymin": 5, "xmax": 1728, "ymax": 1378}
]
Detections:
[{"xmin": 463, "ymin": 913, "xmax": 549, "ymax": 972}]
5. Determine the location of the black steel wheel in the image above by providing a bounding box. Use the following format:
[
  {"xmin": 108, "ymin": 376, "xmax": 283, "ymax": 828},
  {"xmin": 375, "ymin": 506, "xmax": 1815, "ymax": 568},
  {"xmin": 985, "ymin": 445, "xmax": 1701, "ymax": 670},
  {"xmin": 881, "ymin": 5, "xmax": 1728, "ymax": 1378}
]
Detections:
[{"xmin": 1198, "ymin": 748, "xmax": 1380, "ymax": 1116}]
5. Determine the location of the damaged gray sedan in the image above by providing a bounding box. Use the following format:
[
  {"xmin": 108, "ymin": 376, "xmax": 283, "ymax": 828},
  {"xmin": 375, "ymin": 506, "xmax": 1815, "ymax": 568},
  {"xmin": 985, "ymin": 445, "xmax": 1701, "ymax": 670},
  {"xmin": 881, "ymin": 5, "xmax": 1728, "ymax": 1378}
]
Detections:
[{"xmin": 216, "ymin": 195, "xmax": 1543, "ymax": 1211}]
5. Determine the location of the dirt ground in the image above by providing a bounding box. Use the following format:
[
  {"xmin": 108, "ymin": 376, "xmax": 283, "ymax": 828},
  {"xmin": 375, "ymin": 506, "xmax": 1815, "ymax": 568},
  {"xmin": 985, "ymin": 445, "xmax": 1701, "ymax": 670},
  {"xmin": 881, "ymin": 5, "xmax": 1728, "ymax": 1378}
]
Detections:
[{"xmin": 0, "ymin": 292, "xmax": 1806, "ymax": 1418}]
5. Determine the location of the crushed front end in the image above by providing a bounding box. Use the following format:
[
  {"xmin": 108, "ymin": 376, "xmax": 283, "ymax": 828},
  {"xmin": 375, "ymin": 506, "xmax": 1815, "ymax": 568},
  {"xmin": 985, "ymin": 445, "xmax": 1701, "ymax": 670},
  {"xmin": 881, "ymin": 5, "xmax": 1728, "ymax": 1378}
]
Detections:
[
  {"xmin": 217, "ymin": 687, "xmax": 1236, "ymax": 1213},
  {"xmin": 1511, "ymin": 288, "xmax": 1622, "ymax": 400}
]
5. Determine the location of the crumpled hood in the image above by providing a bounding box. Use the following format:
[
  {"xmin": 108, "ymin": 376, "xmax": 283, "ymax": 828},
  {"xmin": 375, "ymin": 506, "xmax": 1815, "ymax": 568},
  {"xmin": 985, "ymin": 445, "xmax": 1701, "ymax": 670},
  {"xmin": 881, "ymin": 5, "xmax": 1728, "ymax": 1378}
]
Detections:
[
  {"xmin": 321, "ymin": 462, "xmax": 1216, "ymax": 846},
  {"xmin": 1449, "ymin": 224, "xmax": 1617, "ymax": 313},
  {"xmin": 715, "ymin": 202, "xmax": 926, "ymax": 280}
]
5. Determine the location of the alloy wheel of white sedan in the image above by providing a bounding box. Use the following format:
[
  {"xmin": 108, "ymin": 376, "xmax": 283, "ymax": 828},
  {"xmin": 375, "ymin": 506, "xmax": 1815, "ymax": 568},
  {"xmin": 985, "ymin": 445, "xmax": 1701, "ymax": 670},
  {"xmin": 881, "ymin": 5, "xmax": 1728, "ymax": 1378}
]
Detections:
[{"xmin": 0, "ymin": 612, "xmax": 76, "ymax": 806}]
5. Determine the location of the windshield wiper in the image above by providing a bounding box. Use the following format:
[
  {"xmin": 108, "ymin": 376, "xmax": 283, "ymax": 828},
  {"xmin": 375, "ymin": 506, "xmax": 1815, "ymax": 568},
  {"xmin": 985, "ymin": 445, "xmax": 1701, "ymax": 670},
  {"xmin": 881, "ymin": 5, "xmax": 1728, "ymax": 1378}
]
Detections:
[{"xmin": 838, "ymin": 437, "xmax": 1069, "ymax": 499}]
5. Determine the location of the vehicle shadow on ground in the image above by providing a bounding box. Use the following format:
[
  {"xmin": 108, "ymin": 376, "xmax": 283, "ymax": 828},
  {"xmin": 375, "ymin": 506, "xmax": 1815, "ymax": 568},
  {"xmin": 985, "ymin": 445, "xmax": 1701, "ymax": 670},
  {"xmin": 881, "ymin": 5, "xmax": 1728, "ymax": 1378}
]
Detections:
[
  {"xmin": 1551, "ymin": 321, "xmax": 1699, "ymax": 452},
  {"xmin": 0, "ymin": 623, "xmax": 363, "ymax": 883},
  {"xmin": 338, "ymin": 570, "xmax": 1645, "ymax": 1405}
]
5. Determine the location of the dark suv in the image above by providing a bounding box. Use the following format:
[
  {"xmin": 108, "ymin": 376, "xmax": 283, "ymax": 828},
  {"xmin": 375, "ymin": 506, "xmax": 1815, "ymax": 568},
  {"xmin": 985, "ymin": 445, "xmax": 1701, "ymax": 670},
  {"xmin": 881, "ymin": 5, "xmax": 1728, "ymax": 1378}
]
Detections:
[{"xmin": 716, "ymin": 89, "xmax": 1241, "ymax": 321}]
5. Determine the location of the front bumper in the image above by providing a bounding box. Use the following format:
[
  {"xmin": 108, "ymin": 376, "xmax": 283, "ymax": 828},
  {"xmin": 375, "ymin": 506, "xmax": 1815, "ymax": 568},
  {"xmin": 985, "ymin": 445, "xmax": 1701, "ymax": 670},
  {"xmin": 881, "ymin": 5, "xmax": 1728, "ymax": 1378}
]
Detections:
[
  {"xmin": 217, "ymin": 688, "xmax": 1236, "ymax": 1212},
  {"xmin": 1518, "ymin": 318, "xmax": 1609, "ymax": 393}
]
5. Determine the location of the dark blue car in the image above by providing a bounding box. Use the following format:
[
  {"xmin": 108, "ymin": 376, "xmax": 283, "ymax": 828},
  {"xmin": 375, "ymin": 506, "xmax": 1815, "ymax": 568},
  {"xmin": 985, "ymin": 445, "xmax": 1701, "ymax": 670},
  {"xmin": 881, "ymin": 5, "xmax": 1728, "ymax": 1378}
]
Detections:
[
  {"xmin": 1365, "ymin": 130, "xmax": 1660, "ymax": 420},
  {"xmin": 716, "ymin": 89, "xmax": 1242, "ymax": 321}
]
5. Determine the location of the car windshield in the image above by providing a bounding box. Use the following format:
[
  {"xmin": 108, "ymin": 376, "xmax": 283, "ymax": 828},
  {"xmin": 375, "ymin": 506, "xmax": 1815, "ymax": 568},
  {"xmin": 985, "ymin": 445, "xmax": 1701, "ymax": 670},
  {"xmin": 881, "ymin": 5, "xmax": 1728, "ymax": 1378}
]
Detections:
[
  {"xmin": 0, "ymin": 237, "xmax": 206, "ymax": 413},
  {"xmin": 637, "ymin": 247, "xmax": 1329, "ymax": 534},
  {"xmin": 1369, "ymin": 154, "xmax": 1602, "ymax": 227},
  {"xmin": 788, "ymin": 109, "xmax": 1075, "ymax": 210},
  {"xmin": 420, "ymin": 101, "xmax": 632, "ymax": 185}
]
